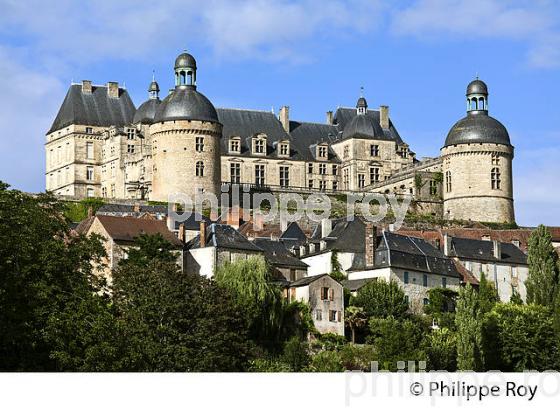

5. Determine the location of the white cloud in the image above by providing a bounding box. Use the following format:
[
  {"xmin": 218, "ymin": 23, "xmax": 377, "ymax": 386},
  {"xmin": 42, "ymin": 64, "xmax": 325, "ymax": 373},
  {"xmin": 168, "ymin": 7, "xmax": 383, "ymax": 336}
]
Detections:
[{"xmin": 391, "ymin": 0, "xmax": 560, "ymax": 68}]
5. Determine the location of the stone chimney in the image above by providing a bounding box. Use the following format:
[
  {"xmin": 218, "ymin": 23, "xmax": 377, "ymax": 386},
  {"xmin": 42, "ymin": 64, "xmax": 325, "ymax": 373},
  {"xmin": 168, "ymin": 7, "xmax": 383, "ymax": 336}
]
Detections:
[
  {"xmin": 178, "ymin": 223, "xmax": 186, "ymax": 243},
  {"xmin": 299, "ymin": 245, "xmax": 306, "ymax": 256},
  {"xmin": 254, "ymin": 211, "xmax": 264, "ymax": 232},
  {"xmin": 443, "ymin": 233, "xmax": 452, "ymax": 256},
  {"xmin": 493, "ymin": 240, "xmax": 502, "ymax": 260},
  {"xmin": 280, "ymin": 216, "xmax": 288, "ymax": 233},
  {"xmin": 200, "ymin": 221, "xmax": 207, "ymax": 248},
  {"xmin": 107, "ymin": 81, "xmax": 119, "ymax": 98},
  {"xmin": 326, "ymin": 111, "xmax": 334, "ymax": 125},
  {"xmin": 133, "ymin": 203, "xmax": 140, "ymax": 213},
  {"xmin": 321, "ymin": 218, "xmax": 332, "ymax": 238},
  {"xmin": 82, "ymin": 80, "xmax": 92, "ymax": 94},
  {"xmin": 380, "ymin": 105, "xmax": 389, "ymax": 129},
  {"xmin": 166, "ymin": 203, "xmax": 178, "ymax": 231},
  {"xmin": 279, "ymin": 106, "xmax": 290, "ymax": 133},
  {"xmin": 365, "ymin": 223, "xmax": 377, "ymax": 268}
]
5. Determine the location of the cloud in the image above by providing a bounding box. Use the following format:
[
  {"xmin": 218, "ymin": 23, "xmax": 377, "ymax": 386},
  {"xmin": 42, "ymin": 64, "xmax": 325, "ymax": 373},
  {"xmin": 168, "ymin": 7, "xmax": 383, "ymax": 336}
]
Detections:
[{"xmin": 391, "ymin": 0, "xmax": 560, "ymax": 68}]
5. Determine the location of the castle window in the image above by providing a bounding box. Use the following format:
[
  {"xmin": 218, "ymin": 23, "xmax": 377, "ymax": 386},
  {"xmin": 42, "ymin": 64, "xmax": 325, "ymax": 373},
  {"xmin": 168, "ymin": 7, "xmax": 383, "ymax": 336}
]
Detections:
[
  {"xmin": 307, "ymin": 163, "xmax": 313, "ymax": 174},
  {"xmin": 319, "ymin": 164, "xmax": 326, "ymax": 175},
  {"xmin": 332, "ymin": 164, "xmax": 338, "ymax": 175},
  {"xmin": 445, "ymin": 171, "xmax": 452, "ymax": 192},
  {"xmin": 343, "ymin": 145, "xmax": 349, "ymax": 159},
  {"xmin": 85, "ymin": 127, "xmax": 93, "ymax": 134},
  {"xmin": 315, "ymin": 309, "xmax": 322, "ymax": 321},
  {"xmin": 127, "ymin": 129, "xmax": 135, "ymax": 140},
  {"xmin": 308, "ymin": 179, "xmax": 314, "ymax": 189},
  {"xmin": 400, "ymin": 147, "xmax": 409, "ymax": 158},
  {"xmin": 111, "ymin": 162, "xmax": 115, "ymax": 177},
  {"xmin": 370, "ymin": 167, "xmax": 380, "ymax": 184},
  {"xmin": 429, "ymin": 180, "xmax": 438, "ymax": 196},
  {"xmin": 404, "ymin": 271, "xmax": 409, "ymax": 284},
  {"xmin": 423, "ymin": 274, "xmax": 428, "ymax": 287},
  {"xmin": 196, "ymin": 161, "xmax": 204, "ymax": 177},
  {"xmin": 318, "ymin": 145, "xmax": 327, "ymax": 159},
  {"xmin": 127, "ymin": 144, "xmax": 135, "ymax": 154},
  {"xmin": 230, "ymin": 163, "xmax": 240, "ymax": 184},
  {"xmin": 110, "ymin": 184, "xmax": 115, "ymax": 197},
  {"xmin": 254, "ymin": 138, "xmax": 265, "ymax": 154},
  {"xmin": 319, "ymin": 181, "xmax": 326, "ymax": 191},
  {"xmin": 87, "ymin": 187, "xmax": 94, "ymax": 198},
  {"xmin": 279, "ymin": 166, "xmax": 289, "ymax": 188},
  {"xmin": 229, "ymin": 138, "xmax": 240, "ymax": 153},
  {"xmin": 196, "ymin": 137, "xmax": 204, "ymax": 152},
  {"xmin": 358, "ymin": 174, "xmax": 365, "ymax": 188},
  {"xmin": 343, "ymin": 168, "xmax": 349, "ymax": 189},
  {"xmin": 370, "ymin": 144, "xmax": 379, "ymax": 157},
  {"xmin": 491, "ymin": 167, "xmax": 501, "ymax": 190},
  {"xmin": 280, "ymin": 143, "xmax": 289, "ymax": 156},
  {"xmin": 332, "ymin": 181, "xmax": 338, "ymax": 191},
  {"xmin": 491, "ymin": 153, "xmax": 500, "ymax": 165},
  {"xmin": 86, "ymin": 166, "xmax": 94, "ymax": 181},
  {"xmin": 101, "ymin": 187, "xmax": 107, "ymax": 198},
  {"xmin": 86, "ymin": 142, "xmax": 94, "ymax": 159},
  {"xmin": 255, "ymin": 164, "xmax": 265, "ymax": 186}
]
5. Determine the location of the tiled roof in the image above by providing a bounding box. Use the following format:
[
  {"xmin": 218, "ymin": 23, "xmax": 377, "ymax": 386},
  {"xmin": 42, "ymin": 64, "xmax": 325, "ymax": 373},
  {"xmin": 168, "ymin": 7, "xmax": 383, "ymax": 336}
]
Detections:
[
  {"xmin": 95, "ymin": 215, "xmax": 183, "ymax": 247},
  {"xmin": 289, "ymin": 273, "xmax": 331, "ymax": 287}
]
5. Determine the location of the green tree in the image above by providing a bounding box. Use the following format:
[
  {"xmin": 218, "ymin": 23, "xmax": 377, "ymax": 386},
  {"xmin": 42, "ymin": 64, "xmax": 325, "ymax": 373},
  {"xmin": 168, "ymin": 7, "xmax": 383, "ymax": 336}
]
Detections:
[
  {"xmin": 308, "ymin": 350, "xmax": 344, "ymax": 372},
  {"xmin": 351, "ymin": 280, "xmax": 408, "ymax": 319},
  {"xmin": 424, "ymin": 328, "xmax": 457, "ymax": 371},
  {"xmin": 455, "ymin": 284, "xmax": 483, "ymax": 371},
  {"xmin": 123, "ymin": 233, "xmax": 178, "ymax": 266},
  {"xmin": 330, "ymin": 250, "xmax": 346, "ymax": 282},
  {"xmin": 281, "ymin": 337, "xmax": 310, "ymax": 371},
  {"xmin": 345, "ymin": 306, "xmax": 367, "ymax": 343},
  {"xmin": 526, "ymin": 225, "xmax": 559, "ymax": 306},
  {"xmin": 510, "ymin": 287, "xmax": 524, "ymax": 305},
  {"xmin": 424, "ymin": 288, "xmax": 458, "ymax": 330},
  {"xmin": 478, "ymin": 273, "xmax": 499, "ymax": 314}
]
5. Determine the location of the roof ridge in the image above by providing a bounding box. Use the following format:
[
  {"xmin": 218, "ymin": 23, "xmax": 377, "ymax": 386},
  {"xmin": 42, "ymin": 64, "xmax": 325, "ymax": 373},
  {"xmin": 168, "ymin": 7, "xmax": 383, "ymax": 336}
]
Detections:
[{"xmin": 217, "ymin": 107, "xmax": 275, "ymax": 114}]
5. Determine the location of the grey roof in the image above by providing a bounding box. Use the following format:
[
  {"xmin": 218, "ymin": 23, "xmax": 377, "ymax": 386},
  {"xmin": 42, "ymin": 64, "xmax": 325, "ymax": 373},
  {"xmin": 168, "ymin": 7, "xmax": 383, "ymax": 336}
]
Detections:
[
  {"xmin": 444, "ymin": 111, "xmax": 510, "ymax": 147},
  {"xmin": 357, "ymin": 96, "xmax": 368, "ymax": 108},
  {"xmin": 154, "ymin": 85, "xmax": 219, "ymax": 123},
  {"xmin": 97, "ymin": 203, "xmax": 168, "ymax": 215},
  {"xmin": 290, "ymin": 273, "xmax": 331, "ymax": 287},
  {"xmin": 174, "ymin": 212, "xmax": 213, "ymax": 231},
  {"xmin": 280, "ymin": 222, "xmax": 308, "ymax": 245},
  {"xmin": 342, "ymin": 278, "xmax": 375, "ymax": 292},
  {"xmin": 253, "ymin": 238, "xmax": 308, "ymax": 268},
  {"xmin": 48, "ymin": 84, "xmax": 136, "ymax": 134},
  {"xmin": 377, "ymin": 231, "xmax": 461, "ymax": 277},
  {"xmin": 133, "ymin": 98, "xmax": 161, "ymax": 124},
  {"xmin": 334, "ymin": 108, "xmax": 404, "ymax": 144},
  {"xmin": 289, "ymin": 121, "xmax": 341, "ymax": 161},
  {"xmin": 450, "ymin": 237, "xmax": 527, "ymax": 265},
  {"xmin": 186, "ymin": 223, "xmax": 263, "ymax": 252},
  {"xmin": 175, "ymin": 52, "xmax": 196, "ymax": 69},
  {"xmin": 467, "ymin": 79, "xmax": 488, "ymax": 95},
  {"xmin": 310, "ymin": 217, "xmax": 367, "ymax": 254},
  {"xmin": 149, "ymin": 81, "xmax": 160, "ymax": 92},
  {"xmin": 342, "ymin": 113, "xmax": 385, "ymax": 140}
]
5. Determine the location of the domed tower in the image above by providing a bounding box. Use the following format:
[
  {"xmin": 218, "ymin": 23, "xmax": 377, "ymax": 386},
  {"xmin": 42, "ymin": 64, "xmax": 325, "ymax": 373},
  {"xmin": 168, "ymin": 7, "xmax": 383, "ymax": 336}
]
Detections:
[
  {"xmin": 441, "ymin": 79, "xmax": 514, "ymax": 224},
  {"xmin": 133, "ymin": 75, "xmax": 161, "ymax": 125},
  {"xmin": 150, "ymin": 52, "xmax": 222, "ymax": 202}
]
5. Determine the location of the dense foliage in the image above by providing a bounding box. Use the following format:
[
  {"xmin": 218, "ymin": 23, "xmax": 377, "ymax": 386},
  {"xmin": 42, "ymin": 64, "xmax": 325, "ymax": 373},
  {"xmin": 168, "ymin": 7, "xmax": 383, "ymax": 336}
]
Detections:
[{"xmin": 351, "ymin": 280, "xmax": 408, "ymax": 319}]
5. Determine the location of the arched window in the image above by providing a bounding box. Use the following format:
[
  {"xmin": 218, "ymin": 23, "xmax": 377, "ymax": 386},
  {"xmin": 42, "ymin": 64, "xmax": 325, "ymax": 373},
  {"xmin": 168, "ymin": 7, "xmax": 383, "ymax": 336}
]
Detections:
[
  {"xmin": 491, "ymin": 167, "xmax": 501, "ymax": 190},
  {"xmin": 196, "ymin": 161, "xmax": 204, "ymax": 177},
  {"xmin": 187, "ymin": 71, "xmax": 193, "ymax": 85},
  {"xmin": 180, "ymin": 70, "xmax": 186, "ymax": 85},
  {"xmin": 478, "ymin": 97, "xmax": 485, "ymax": 110},
  {"xmin": 445, "ymin": 171, "xmax": 452, "ymax": 192}
]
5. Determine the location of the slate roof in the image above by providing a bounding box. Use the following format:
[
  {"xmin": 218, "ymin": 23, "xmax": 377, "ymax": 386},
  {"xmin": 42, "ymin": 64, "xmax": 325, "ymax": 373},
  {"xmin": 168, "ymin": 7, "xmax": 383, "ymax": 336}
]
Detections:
[
  {"xmin": 280, "ymin": 222, "xmax": 309, "ymax": 245},
  {"xmin": 48, "ymin": 84, "xmax": 136, "ymax": 134},
  {"xmin": 186, "ymin": 223, "xmax": 263, "ymax": 252},
  {"xmin": 154, "ymin": 86, "xmax": 219, "ymax": 123},
  {"xmin": 444, "ymin": 111, "xmax": 510, "ymax": 147},
  {"xmin": 450, "ymin": 237, "xmax": 527, "ymax": 265},
  {"xmin": 288, "ymin": 121, "xmax": 340, "ymax": 161},
  {"xmin": 133, "ymin": 98, "xmax": 161, "ymax": 124},
  {"xmin": 289, "ymin": 273, "xmax": 331, "ymax": 288},
  {"xmin": 377, "ymin": 231, "xmax": 461, "ymax": 278},
  {"xmin": 253, "ymin": 238, "xmax": 308, "ymax": 268},
  {"xmin": 334, "ymin": 107, "xmax": 404, "ymax": 144},
  {"xmin": 94, "ymin": 215, "xmax": 183, "ymax": 247},
  {"xmin": 309, "ymin": 217, "xmax": 367, "ymax": 254},
  {"xmin": 341, "ymin": 278, "xmax": 376, "ymax": 292},
  {"xmin": 97, "ymin": 204, "xmax": 168, "ymax": 216}
]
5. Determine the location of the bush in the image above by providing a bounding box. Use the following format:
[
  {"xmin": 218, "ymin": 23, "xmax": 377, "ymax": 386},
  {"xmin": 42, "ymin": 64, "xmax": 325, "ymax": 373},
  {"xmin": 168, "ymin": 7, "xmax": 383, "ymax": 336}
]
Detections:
[
  {"xmin": 308, "ymin": 351, "xmax": 344, "ymax": 372},
  {"xmin": 281, "ymin": 337, "xmax": 310, "ymax": 372},
  {"xmin": 424, "ymin": 328, "xmax": 457, "ymax": 371},
  {"xmin": 339, "ymin": 344, "xmax": 377, "ymax": 371},
  {"xmin": 351, "ymin": 280, "xmax": 408, "ymax": 319},
  {"xmin": 249, "ymin": 359, "xmax": 291, "ymax": 372}
]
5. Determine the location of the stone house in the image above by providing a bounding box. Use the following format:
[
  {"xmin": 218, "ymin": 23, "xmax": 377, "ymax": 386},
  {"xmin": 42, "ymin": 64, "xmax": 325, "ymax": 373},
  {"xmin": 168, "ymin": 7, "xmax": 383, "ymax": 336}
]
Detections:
[{"xmin": 287, "ymin": 274, "xmax": 345, "ymax": 336}]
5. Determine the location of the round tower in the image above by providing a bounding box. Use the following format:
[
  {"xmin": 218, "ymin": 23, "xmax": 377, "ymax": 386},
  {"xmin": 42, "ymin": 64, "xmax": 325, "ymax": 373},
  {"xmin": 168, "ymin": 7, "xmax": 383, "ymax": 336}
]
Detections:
[
  {"xmin": 150, "ymin": 52, "xmax": 222, "ymax": 202},
  {"xmin": 441, "ymin": 79, "xmax": 515, "ymax": 224}
]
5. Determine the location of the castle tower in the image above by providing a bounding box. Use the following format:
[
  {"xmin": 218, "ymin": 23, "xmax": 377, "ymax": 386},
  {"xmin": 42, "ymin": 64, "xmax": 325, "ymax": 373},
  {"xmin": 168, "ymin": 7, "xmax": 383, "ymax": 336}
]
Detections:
[
  {"xmin": 441, "ymin": 79, "xmax": 515, "ymax": 224},
  {"xmin": 150, "ymin": 52, "xmax": 222, "ymax": 202}
]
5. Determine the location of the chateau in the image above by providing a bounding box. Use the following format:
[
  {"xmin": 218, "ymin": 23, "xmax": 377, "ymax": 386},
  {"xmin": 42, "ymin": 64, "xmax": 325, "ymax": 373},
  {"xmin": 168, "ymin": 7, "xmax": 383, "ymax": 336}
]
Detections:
[{"xmin": 45, "ymin": 52, "xmax": 515, "ymax": 224}]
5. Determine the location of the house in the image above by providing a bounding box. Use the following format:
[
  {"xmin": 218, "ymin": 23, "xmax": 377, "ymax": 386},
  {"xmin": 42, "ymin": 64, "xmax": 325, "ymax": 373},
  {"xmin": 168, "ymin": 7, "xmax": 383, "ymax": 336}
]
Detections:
[
  {"xmin": 443, "ymin": 234, "xmax": 529, "ymax": 302},
  {"xmin": 185, "ymin": 222, "xmax": 264, "ymax": 278},
  {"xmin": 76, "ymin": 214, "xmax": 185, "ymax": 279},
  {"xmin": 253, "ymin": 238, "xmax": 308, "ymax": 282},
  {"xmin": 288, "ymin": 274, "xmax": 344, "ymax": 336},
  {"xmin": 347, "ymin": 230, "xmax": 462, "ymax": 313}
]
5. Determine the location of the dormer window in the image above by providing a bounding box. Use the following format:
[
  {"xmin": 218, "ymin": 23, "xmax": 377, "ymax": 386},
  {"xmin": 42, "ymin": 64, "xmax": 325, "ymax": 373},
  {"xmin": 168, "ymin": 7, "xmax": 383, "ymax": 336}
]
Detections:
[
  {"xmin": 126, "ymin": 128, "xmax": 135, "ymax": 140},
  {"xmin": 317, "ymin": 145, "xmax": 328, "ymax": 159},
  {"xmin": 253, "ymin": 135, "xmax": 267, "ymax": 155},
  {"xmin": 229, "ymin": 137, "xmax": 240, "ymax": 154},
  {"xmin": 278, "ymin": 141, "xmax": 290, "ymax": 157}
]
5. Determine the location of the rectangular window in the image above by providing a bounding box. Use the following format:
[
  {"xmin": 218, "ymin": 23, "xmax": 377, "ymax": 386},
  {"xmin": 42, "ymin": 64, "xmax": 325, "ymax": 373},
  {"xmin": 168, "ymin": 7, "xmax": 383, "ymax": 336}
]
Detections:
[
  {"xmin": 321, "ymin": 287, "xmax": 329, "ymax": 300},
  {"xmin": 318, "ymin": 146, "xmax": 327, "ymax": 158},
  {"xmin": 315, "ymin": 309, "xmax": 323, "ymax": 321},
  {"xmin": 196, "ymin": 137, "xmax": 204, "ymax": 152},
  {"xmin": 230, "ymin": 163, "xmax": 240, "ymax": 184},
  {"xmin": 445, "ymin": 171, "xmax": 452, "ymax": 192},
  {"xmin": 127, "ymin": 128, "xmax": 135, "ymax": 140},
  {"xmin": 401, "ymin": 148, "xmax": 409, "ymax": 158},
  {"xmin": 230, "ymin": 139, "xmax": 240, "ymax": 153},
  {"xmin": 332, "ymin": 181, "xmax": 338, "ymax": 191},
  {"xmin": 491, "ymin": 168, "xmax": 501, "ymax": 190},
  {"xmin": 255, "ymin": 165, "xmax": 265, "ymax": 186},
  {"xmin": 343, "ymin": 145, "xmax": 349, "ymax": 159},
  {"xmin": 86, "ymin": 142, "xmax": 94, "ymax": 159},
  {"xmin": 85, "ymin": 127, "xmax": 93, "ymax": 134},
  {"xmin": 86, "ymin": 166, "xmax": 94, "ymax": 181},
  {"xmin": 423, "ymin": 274, "xmax": 428, "ymax": 287},
  {"xmin": 370, "ymin": 144, "xmax": 379, "ymax": 157},
  {"xmin": 358, "ymin": 174, "xmax": 365, "ymax": 188},
  {"xmin": 110, "ymin": 184, "xmax": 115, "ymax": 198},
  {"xmin": 308, "ymin": 163, "xmax": 313, "ymax": 174},
  {"xmin": 279, "ymin": 166, "xmax": 289, "ymax": 188},
  {"xmin": 429, "ymin": 180, "xmax": 438, "ymax": 196},
  {"xmin": 442, "ymin": 277, "xmax": 447, "ymax": 288},
  {"xmin": 280, "ymin": 143, "xmax": 289, "ymax": 156},
  {"xmin": 319, "ymin": 164, "xmax": 326, "ymax": 175},
  {"xmin": 329, "ymin": 310, "xmax": 337, "ymax": 322},
  {"xmin": 255, "ymin": 139, "xmax": 265, "ymax": 154},
  {"xmin": 369, "ymin": 167, "xmax": 380, "ymax": 184},
  {"xmin": 491, "ymin": 153, "xmax": 500, "ymax": 165},
  {"xmin": 343, "ymin": 169, "xmax": 349, "ymax": 189},
  {"xmin": 404, "ymin": 271, "xmax": 409, "ymax": 284},
  {"xmin": 318, "ymin": 181, "xmax": 326, "ymax": 191},
  {"xmin": 308, "ymin": 179, "xmax": 314, "ymax": 189},
  {"xmin": 127, "ymin": 144, "xmax": 135, "ymax": 154},
  {"xmin": 332, "ymin": 164, "xmax": 338, "ymax": 175},
  {"xmin": 328, "ymin": 288, "xmax": 334, "ymax": 301}
]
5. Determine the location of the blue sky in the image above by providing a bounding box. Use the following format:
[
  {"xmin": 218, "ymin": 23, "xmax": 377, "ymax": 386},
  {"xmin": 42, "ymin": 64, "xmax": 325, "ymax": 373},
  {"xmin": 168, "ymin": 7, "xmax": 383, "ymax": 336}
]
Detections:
[{"xmin": 0, "ymin": 0, "xmax": 558, "ymax": 226}]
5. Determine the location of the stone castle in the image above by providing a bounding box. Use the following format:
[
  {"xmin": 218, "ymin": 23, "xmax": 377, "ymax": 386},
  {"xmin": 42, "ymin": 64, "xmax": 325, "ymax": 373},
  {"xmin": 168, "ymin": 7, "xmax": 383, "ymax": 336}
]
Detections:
[{"xmin": 45, "ymin": 51, "xmax": 515, "ymax": 224}]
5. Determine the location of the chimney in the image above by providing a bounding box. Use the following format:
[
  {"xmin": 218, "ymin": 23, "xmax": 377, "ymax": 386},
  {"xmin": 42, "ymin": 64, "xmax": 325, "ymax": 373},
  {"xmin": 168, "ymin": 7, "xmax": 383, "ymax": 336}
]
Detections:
[
  {"xmin": 309, "ymin": 243, "xmax": 316, "ymax": 254},
  {"xmin": 321, "ymin": 218, "xmax": 332, "ymax": 238},
  {"xmin": 365, "ymin": 223, "xmax": 377, "ymax": 268},
  {"xmin": 133, "ymin": 203, "xmax": 140, "ymax": 213},
  {"xmin": 280, "ymin": 216, "xmax": 288, "ymax": 233},
  {"xmin": 279, "ymin": 106, "xmax": 290, "ymax": 133},
  {"xmin": 254, "ymin": 211, "xmax": 264, "ymax": 232},
  {"xmin": 493, "ymin": 240, "xmax": 502, "ymax": 260},
  {"xmin": 200, "ymin": 221, "xmax": 207, "ymax": 248},
  {"xmin": 443, "ymin": 233, "xmax": 452, "ymax": 256},
  {"xmin": 107, "ymin": 81, "xmax": 119, "ymax": 98},
  {"xmin": 166, "ymin": 203, "xmax": 178, "ymax": 231},
  {"xmin": 227, "ymin": 206, "xmax": 240, "ymax": 229},
  {"xmin": 326, "ymin": 111, "xmax": 334, "ymax": 125},
  {"xmin": 87, "ymin": 206, "xmax": 93, "ymax": 218},
  {"xmin": 299, "ymin": 245, "xmax": 306, "ymax": 256},
  {"xmin": 178, "ymin": 223, "xmax": 186, "ymax": 243},
  {"xmin": 380, "ymin": 105, "xmax": 389, "ymax": 129},
  {"xmin": 82, "ymin": 80, "xmax": 92, "ymax": 94},
  {"xmin": 388, "ymin": 223, "xmax": 395, "ymax": 232}
]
